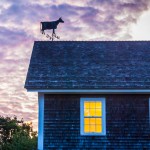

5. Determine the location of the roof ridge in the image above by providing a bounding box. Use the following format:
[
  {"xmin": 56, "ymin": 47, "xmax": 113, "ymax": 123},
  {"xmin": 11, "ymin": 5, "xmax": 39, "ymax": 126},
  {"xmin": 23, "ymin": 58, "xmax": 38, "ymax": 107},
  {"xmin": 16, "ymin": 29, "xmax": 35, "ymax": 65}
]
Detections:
[{"xmin": 34, "ymin": 40, "xmax": 150, "ymax": 42}]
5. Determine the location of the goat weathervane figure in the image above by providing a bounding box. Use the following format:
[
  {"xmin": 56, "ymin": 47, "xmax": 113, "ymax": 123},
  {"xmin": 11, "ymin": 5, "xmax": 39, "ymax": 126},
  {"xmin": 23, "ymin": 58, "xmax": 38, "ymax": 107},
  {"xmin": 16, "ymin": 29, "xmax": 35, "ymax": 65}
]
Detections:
[{"xmin": 40, "ymin": 17, "xmax": 64, "ymax": 41}]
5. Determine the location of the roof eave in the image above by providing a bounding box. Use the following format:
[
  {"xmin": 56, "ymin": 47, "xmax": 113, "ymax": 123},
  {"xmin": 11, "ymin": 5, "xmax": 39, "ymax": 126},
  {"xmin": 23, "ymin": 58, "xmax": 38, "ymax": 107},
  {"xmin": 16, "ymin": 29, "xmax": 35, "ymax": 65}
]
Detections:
[{"xmin": 25, "ymin": 89, "xmax": 150, "ymax": 94}]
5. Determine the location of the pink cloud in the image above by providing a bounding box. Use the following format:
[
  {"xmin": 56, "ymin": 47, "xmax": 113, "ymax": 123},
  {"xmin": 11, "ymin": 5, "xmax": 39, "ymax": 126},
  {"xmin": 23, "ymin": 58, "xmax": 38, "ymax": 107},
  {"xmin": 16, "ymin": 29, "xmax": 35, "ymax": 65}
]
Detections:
[{"xmin": 0, "ymin": 0, "xmax": 150, "ymax": 130}]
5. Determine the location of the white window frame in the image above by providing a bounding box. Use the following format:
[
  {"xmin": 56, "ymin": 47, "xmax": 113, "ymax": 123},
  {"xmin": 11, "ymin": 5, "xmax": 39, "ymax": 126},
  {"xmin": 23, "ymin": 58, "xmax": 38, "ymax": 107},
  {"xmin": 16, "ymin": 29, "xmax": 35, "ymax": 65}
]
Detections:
[{"xmin": 80, "ymin": 97, "xmax": 106, "ymax": 136}]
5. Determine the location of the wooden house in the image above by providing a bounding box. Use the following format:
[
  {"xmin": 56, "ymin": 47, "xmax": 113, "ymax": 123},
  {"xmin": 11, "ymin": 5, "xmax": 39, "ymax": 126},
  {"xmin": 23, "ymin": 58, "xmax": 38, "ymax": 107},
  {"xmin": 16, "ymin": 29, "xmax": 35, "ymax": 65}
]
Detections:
[{"xmin": 25, "ymin": 41, "xmax": 150, "ymax": 149}]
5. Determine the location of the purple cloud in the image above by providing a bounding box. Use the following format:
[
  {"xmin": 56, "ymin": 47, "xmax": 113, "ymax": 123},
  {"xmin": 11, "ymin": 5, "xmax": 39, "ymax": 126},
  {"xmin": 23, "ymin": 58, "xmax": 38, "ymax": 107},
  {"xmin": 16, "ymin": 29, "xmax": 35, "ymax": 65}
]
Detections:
[
  {"xmin": 0, "ymin": 0, "xmax": 150, "ymax": 130},
  {"xmin": 0, "ymin": 27, "xmax": 30, "ymax": 47}
]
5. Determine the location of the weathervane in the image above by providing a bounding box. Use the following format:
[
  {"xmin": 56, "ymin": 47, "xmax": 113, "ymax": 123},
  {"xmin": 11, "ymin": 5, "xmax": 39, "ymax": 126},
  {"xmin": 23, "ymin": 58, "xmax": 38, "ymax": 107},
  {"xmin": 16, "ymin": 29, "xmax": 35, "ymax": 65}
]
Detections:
[{"xmin": 40, "ymin": 17, "xmax": 64, "ymax": 41}]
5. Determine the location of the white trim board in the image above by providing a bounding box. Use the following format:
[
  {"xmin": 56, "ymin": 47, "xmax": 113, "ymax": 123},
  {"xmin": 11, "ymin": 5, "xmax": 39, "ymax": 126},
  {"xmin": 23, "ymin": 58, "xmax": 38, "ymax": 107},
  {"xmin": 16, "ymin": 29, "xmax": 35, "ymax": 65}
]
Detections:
[
  {"xmin": 149, "ymin": 98, "xmax": 150, "ymax": 125},
  {"xmin": 38, "ymin": 93, "xmax": 44, "ymax": 150},
  {"xmin": 28, "ymin": 89, "xmax": 150, "ymax": 94}
]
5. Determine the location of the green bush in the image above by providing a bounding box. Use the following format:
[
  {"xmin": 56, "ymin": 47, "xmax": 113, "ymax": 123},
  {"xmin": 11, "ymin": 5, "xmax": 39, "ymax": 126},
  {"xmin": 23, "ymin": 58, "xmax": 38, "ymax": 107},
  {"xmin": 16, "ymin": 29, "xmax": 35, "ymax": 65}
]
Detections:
[{"xmin": 0, "ymin": 116, "xmax": 37, "ymax": 150}]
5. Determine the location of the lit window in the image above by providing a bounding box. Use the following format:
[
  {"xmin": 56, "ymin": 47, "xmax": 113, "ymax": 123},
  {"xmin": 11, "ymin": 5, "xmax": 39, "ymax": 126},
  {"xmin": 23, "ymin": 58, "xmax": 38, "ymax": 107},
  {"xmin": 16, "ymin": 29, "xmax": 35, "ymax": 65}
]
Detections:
[{"xmin": 80, "ymin": 98, "xmax": 106, "ymax": 136}]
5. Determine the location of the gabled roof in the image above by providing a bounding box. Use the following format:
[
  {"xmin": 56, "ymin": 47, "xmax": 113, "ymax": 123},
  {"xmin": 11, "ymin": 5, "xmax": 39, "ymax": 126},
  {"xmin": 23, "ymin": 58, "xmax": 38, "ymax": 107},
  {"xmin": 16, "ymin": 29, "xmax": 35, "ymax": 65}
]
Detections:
[{"xmin": 25, "ymin": 41, "xmax": 150, "ymax": 90}]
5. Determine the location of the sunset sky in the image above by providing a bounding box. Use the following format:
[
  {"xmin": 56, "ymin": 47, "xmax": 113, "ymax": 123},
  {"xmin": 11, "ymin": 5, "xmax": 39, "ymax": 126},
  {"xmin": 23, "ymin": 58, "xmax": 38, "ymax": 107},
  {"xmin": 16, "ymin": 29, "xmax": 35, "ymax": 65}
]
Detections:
[{"xmin": 1, "ymin": 0, "xmax": 150, "ymax": 130}]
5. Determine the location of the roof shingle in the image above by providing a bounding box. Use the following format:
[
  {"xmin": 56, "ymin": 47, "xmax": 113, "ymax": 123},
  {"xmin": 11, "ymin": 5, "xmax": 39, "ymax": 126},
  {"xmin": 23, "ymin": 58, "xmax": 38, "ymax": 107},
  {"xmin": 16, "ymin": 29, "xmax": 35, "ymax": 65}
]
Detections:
[{"xmin": 25, "ymin": 41, "xmax": 150, "ymax": 89}]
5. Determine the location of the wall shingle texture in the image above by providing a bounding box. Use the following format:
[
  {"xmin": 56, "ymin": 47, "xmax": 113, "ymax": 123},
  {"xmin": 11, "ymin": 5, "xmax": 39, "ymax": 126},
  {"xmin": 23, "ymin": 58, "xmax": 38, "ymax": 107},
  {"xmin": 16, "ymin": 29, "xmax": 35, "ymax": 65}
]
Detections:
[{"xmin": 44, "ymin": 94, "xmax": 150, "ymax": 149}]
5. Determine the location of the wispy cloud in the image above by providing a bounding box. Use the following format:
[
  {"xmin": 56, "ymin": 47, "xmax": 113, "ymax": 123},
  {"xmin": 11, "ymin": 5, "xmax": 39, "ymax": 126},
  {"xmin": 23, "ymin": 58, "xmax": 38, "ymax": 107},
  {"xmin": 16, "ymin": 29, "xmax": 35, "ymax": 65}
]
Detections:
[{"xmin": 0, "ymin": 0, "xmax": 150, "ymax": 130}]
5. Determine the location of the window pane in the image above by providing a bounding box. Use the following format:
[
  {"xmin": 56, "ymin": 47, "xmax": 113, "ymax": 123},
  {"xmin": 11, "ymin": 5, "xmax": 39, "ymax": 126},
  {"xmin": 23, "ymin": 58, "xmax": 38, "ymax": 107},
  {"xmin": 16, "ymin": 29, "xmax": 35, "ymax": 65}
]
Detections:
[
  {"xmin": 89, "ymin": 118, "xmax": 95, "ymax": 125},
  {"xmin": 89, "ymin": 109, "xmax": 95, "ymax": 116},
  {"xmin": 84, "ymin": 118, "xmax": 89, "ymax": 125},
  {"xmin": 90, "ymin": 102, "xmax": 95, "ymax": 109},
  {"xmin": 84, "ymin": 102, "xmax": 90, "ymax": 109},
  {"xmin": 84, "ymin": 125, "xmax": 89, "ymax": 132},
  {"xmin": 84, "ymin": 109, "xmax": 90, "ymax": 116},
  {"xmin": 82, "ymin": 99, "xmax": 105, "ymax": 135},
  {"xmin": 95, "ymin": 109, "xmax": 102, "ymax": 117},
  {"xmin": 96, "ymin": 125, "xmax": 102, "ymax": 133},
  {"xmin": 90, "ymin": 125, "xmax": 95, "ymax": 132},
  {"xmin": 96, "ymin": 118, "xmax": 102, "ymax": 125},
  {"xmin": 96, "ymin": 102, "xmax": 102, "ymax": 109}
]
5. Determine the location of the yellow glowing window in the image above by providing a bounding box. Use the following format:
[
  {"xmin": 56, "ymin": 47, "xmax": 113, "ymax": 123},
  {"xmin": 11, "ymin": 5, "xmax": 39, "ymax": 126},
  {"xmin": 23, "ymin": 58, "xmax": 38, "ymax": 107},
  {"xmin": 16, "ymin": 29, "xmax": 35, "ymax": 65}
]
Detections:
[{"xmin": 80, "ymin": 98, "xmax": 106, "ymax": 135}]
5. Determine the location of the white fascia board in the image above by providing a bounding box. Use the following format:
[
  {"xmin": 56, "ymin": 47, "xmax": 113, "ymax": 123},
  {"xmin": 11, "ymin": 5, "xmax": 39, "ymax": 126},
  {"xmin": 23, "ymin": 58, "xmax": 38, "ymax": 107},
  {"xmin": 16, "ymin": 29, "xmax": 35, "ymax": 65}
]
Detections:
[{"xmin": 27, "ymin": 89, "xmax": 150, "ymax": 94}]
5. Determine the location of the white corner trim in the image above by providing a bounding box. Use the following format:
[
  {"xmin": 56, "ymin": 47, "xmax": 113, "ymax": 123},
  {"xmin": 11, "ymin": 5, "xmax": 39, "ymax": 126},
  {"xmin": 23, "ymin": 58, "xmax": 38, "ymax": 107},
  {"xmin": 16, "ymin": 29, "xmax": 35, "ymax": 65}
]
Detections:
[
  {"xmin": 149, "ymin": 98, "xmax": 150, "ymax": 125},
  {"xmin": 38, "ymin": 93, "xmax": 44, "ymax": 150},
  {"xmin": 28, "ymin": 89, "xmax": 150, "ymax": 94}
]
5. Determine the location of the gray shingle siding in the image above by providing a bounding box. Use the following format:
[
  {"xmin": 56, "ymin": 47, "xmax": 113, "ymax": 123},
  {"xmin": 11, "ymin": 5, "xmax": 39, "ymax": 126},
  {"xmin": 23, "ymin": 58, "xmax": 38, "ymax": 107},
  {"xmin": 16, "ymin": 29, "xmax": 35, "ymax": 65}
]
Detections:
[
  {"xmin": 44, "ymin": 94, "xmax": 150, "ymax": 149},
  {"xmin": 25, "ymin": 41, "xmax": 150, "ymax": 89}
]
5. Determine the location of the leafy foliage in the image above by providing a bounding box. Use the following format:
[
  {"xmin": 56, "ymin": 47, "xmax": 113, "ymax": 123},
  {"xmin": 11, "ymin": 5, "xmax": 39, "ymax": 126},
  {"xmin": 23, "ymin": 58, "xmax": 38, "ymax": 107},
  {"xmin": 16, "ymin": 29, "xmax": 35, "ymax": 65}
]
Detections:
[{"xmin": 0, "ymin": 116, "xmax": 37, "ymax": 150}]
